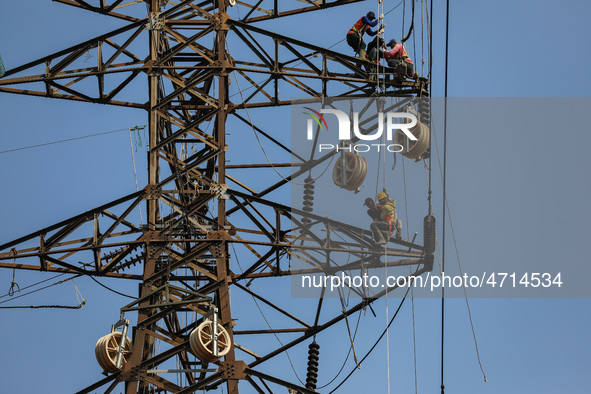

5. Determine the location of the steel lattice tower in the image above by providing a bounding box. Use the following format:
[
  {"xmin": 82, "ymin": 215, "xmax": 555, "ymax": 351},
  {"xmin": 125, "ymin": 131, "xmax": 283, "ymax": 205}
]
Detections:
[{"xmin": 0, "ymin": 1, "xmax": 432, "ymax": 392}]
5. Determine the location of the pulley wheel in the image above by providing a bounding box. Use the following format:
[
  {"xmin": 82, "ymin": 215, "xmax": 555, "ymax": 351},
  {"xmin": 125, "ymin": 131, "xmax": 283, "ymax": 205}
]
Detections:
[
  {"xmin": 332, "ymin": 152, "xmax": 368, "ymax": 191},
  {"xmin": 393, "ymin": 120, "xmax": 430, "ymax": 159},
  {"xmin": 189, "ymin": 321, "xmax": 231, "ymax": 363},
  {"xmin": 95, "ymin": 332, "xmax": 133, "ymax": 373}
]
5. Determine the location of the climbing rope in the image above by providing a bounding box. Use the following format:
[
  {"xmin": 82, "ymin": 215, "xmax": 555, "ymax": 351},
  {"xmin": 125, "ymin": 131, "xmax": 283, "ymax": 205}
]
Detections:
[{"xmin": 72, "ymin": 279, "xmax": 86, "ymax": 306}]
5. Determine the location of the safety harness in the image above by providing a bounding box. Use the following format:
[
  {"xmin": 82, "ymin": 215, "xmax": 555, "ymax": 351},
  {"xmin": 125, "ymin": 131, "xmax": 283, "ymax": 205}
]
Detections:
[{"xmin": 348, "ymin": 17, "xmax": 370, "ymax": 36}]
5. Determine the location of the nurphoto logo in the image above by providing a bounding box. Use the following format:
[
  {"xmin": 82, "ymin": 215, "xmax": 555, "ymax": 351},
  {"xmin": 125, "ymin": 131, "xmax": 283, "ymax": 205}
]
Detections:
[{"xmin": 304, "ymin": 108, "xmax": 418, "ymax": 153}]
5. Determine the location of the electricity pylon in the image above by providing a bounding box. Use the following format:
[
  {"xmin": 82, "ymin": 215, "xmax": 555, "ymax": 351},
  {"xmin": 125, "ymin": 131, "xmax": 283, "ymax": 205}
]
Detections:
[{"xmin": 0, "ymin": 1, "xmax": 431, "ymax": 392}]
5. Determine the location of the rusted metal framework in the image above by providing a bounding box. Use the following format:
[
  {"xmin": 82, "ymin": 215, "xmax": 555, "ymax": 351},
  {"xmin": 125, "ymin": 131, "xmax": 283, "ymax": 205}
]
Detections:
[{"xmin": 0, "ymin": 1, "xmax": 431, "ymax": 393}]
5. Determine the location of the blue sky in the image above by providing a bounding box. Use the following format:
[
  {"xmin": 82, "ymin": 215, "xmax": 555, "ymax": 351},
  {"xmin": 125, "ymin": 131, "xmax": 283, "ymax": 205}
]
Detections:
[{"xmin": 1, "ymin": 1, "xmax": 590, "ymax": 393}]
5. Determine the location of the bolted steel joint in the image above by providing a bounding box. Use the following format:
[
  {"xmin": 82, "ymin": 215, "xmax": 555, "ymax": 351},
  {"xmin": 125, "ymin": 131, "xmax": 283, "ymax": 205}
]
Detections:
[
  {"xmin": 213, "ymin": 12, "xmax": 231, "ymax": 31},
  {"xmin": 145, "ymin": 12, "xmax": 164, "ymax": 31}
]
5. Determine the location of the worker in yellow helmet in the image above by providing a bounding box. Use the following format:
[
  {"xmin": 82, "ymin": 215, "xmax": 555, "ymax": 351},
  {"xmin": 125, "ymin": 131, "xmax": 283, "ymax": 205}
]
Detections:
[{"xmin": 368, "ymin": 191, "xmax": 403, "ymax": 245}]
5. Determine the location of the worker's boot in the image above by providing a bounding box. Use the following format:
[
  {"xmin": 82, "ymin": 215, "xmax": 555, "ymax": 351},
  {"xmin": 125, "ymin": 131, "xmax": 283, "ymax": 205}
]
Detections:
[
  {"xmin": 395, "ymin": 219, "xmax": 403, "ymax": 239},
  {"xmin": 358, "ymin": 48, "xmax": 367, "ymax": 61}
]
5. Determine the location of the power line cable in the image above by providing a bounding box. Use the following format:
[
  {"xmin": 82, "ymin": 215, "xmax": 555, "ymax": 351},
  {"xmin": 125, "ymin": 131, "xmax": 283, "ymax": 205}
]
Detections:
[
  {"xmin": 316, "ymin": 310, "xmax": 363, "ymax": 389},
  {"xmin": 88, "ymin": 276, "xmax": 136, "ymax": 299},
  {"xmin": 0, "ymin": 274, "xmax": 85, "ymax": 309},
  {"xmin": 328, "ymin": 284, "xmax": 412, "ymax": 394},
  {"xmin": 0, "ymin": 127, "xmax": 144, "ymax": 155},
  {"xmin": 0, "ymin": 274, "xmax": 83, "ymax": 305},
  {"xmin": 441, "ymin": 0, "xmax": 450, "ymax": 392},
  {"xmin": 431, "ymin": 100, "xmax": 489, "ymax": 385},
  {"xmin": 230, "ymin": 243, "xmax": 305, "ymax": 385},
  {"xmin": 1, "ymin": 272, "xmax": 69, "ymax": 300}
]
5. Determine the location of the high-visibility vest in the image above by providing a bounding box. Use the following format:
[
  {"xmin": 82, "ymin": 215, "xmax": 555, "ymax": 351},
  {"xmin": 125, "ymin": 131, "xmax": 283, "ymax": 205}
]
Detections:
[
  {"xmin": 396, "ymin": 45, "xmax": 413, "ymax": 64},
  {"xmin": 349, "ymin": 17, "xmax": 369, "ymax": 36},
  {"xmin": 378, "ymin": 200, "xmax": 397, "ymax": 231}
]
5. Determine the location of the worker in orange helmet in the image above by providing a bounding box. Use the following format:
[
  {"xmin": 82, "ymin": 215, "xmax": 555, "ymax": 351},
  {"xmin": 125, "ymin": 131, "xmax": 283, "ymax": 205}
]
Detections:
[
  {"xmin": 346, "ymin": 11, "xmax": 384, "ymax": 60},
  {"xmin": 368, "ymin": 191, "xmax": 403, "ymax": 245},
  {"xmin": 384, "ymin": 39, "xmax": 418, "ymax": 79}
]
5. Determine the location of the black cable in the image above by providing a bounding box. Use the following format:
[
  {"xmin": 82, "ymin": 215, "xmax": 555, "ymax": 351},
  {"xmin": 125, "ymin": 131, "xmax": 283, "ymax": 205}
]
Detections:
[
  {"xmin": 0, "ymin": 304, "xmax": 84, "ymax": 309},
  {"xmin": 402, "ymin": 0, "xmax": 415, "ymax": 43},
  {"xmin": 0, "ymin": 127, "xmax": 134, "ymax": 155},
  {"xmin": 0, "ymin": 274, "xmax": 82, "ymax": 305},
  {"xmin": 441, "ymin": 0, "xmax": 451, "ymax": 392},
  {"xmin": 316, "ymin": 311, "xmax": 363, "ymax": 389},
  {"xmin": 429, "ymin": 0, "xmax": 434, "ymax": 88},
  {"xmin": 0, "ymin": 272, "xmax": 69, "ymax": 300},
  {"xmin": 402, "ymin": 0, "xmax": 406, "ymax": 38},
  {"xmin": 89, "ymin": 276, "xmax": 136, "ymax": 299},
  {"xmin": 328, "ymin": 284, "xmax": 412, "ymax": 393}
]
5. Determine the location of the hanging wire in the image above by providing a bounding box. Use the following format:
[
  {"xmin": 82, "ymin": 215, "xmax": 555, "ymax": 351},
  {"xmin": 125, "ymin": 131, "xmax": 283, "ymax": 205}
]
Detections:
[
  {"xmin": 230, "ymin": 243, "xmax": 305, "ymax": 385},
  {"xmin": 382, "ymin": 114, "xmax": 391, "ymax": 394},
  {"xmin": 328, "ymin": 283, "xmax": 413, "ymax": 393},
  {"xmin": 412, "ymin": 2, "xmax": 417, "ymax": 73},
  {"xmin": 129, "ymin": 127, "xmax": 144, "ymax": 225},
  {"xmin": 1, "ymin": 272, "xmax": 69, "ymax": 301},
  {"xmin": 0, "ymin": 275, "xmax": 86, "ymax": 309},
  {"xmin": 316, "ymin": 310, "xmax": 363, "ymax": 389},
  {"xmin": 88, "ymin": 276, "xmax": 136, "ymax": 299},
  {"xmin": 72, "ymin": 279, "xmax": 86, "ymax": 307},
  {"xmin": 428, "ymin": 0, "xmax": 433, "ymax": 85},
  {"xmin": 411, "ymin": 276, "xmax": 419, "ymax": 394},
  {"xmin": 229, "ymin": 67, "xmax": 334, "ymax": 186},
  {"xmin": 441, "ymin": 0, "xmax": 451, "ymax": 391},
  {"xmin": 401, "ymin": 0, "xmax": 415, "ymax": 44},
  {"xmin": 336, "ymin": 286, "xmax": 360, "ymax": 365},
  {"xmin": 0, "ymin": 274, "xmax": 83, "ymax": 305},
  {"xmin": 431, "ymin": 107, "xmax": 489, "ymax": 384},
  {"xmin": 0, "ymin": 127, "xmax": 136, "ymax": 155},
  {"xmin": 421, "ymin": 0, "xmax": 425, "ymax": 76},
  {"xmin": 401, "ymin": 0, "xmax": 406, "ymax": 38},
  {"xmin": 7, "ymin": 249, "xmax": 20, "ymax": 296}
]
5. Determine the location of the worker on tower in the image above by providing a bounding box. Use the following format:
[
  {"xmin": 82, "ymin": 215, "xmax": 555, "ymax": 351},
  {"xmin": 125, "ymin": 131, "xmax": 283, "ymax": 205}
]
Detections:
[
  {"xmin": 368, "ymin": 191, "xmax": 403, "ymax": 245},
  {"xmin": 364, "ymin": 197, "xmax": 382, "ymax": 222},
  {"xmin": 384, "ymin": 39, "xmax": 418, "ymax": 79},
  {"xmin": 367, "ymin": 36, "xmax": 387, "ymax": 64},
  {"xmin": 347, "ymin": 12, "xmax": 384, "ymax": 60}
]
